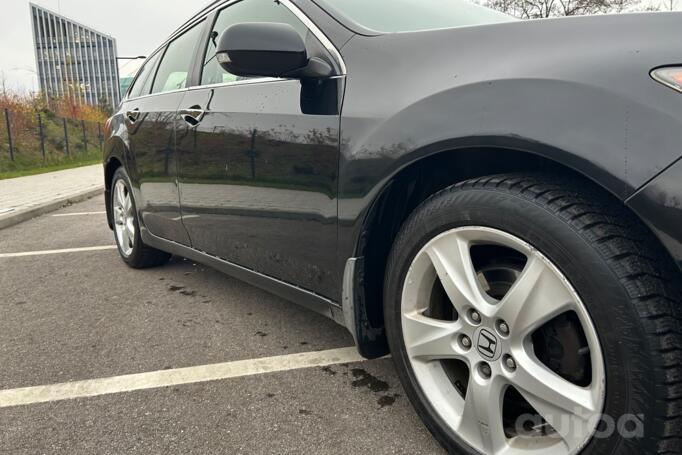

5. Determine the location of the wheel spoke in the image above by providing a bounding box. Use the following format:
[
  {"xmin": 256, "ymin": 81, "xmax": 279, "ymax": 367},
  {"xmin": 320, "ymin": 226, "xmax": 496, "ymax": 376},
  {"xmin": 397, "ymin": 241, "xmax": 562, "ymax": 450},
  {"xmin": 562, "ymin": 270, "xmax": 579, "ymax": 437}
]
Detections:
[
  {"xmin": 114, "ymin": 206, "xmax": 123, "ymax": 225},
  {"xmin": 124, "ymin": 192, "xmax": 133, "ymax": 216},
  {"xmin": 426, "ymin": 233, "xmax": 490, "ymax": 315},
  {"xmin": 518, "ymin": 391, "xmax": 595, "ymax": 451},
  {"xmin": 456, "ymin": 375, "xmax": 508, "ymax": 454},
  {"xmin": 510, "ymin": 350, "xmax": 601, "ymax": 426},
  {"xmin": 496, "ymin": 254, "xmax": 574, "ymax": 338},
  {"xmin": 115, "ymin": 181, "xmax": 126, "ymax": 209},
  {"xmin": 403, "ymin": 313, "xmax": 464, "ymax": 361},
  {"xmin": 121, "ymin": 221, "xmax": 131, "ymax": 248},
  {"xmin": 125, "ymin": 219, "xmax": 135, "ymax": 244}
]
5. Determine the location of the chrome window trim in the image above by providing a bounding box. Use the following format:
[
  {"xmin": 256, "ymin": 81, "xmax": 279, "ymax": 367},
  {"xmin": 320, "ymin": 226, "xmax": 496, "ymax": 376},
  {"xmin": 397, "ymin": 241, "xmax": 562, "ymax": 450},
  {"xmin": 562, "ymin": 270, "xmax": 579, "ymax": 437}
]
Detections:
[
  {"xmin": 123, "ymin": 0, "xmax": 347, "ymax": 103},
  {"xmin": 187, "ymin": 74, "xmax": 346, "ymax": 93},
  {"xmin": 124, "ymin": 87, "xmax": 190, "ymax": 103},
  {"xmin": 188, "ymin": 77, "xmax": 280, "ymax": 91}
]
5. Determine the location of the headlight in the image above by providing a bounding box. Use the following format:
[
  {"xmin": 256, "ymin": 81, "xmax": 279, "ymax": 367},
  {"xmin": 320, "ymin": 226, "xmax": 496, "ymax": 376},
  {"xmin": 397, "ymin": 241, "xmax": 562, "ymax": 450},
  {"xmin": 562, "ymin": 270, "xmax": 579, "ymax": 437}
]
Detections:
[{"xmin": 651, "ymin": 66, "xmax": 682, "ymax": 93}]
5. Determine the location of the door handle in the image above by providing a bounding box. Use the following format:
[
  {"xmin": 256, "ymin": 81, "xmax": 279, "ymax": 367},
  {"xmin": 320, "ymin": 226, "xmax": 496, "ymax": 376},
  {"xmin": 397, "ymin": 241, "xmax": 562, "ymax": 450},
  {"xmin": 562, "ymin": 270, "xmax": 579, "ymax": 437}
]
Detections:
[
  {"xmin": 126, "ymin": 108, "xmax": 140, "ymax": 123},
  {"xmin": 179, "ymin": 107, "xmax": 205, "ymax": 126}
]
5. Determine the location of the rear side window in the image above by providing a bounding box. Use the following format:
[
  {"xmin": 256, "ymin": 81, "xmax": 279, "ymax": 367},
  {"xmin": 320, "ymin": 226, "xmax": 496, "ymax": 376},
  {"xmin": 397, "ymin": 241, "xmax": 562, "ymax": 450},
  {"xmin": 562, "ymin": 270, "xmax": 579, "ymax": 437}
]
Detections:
[
  {"xmin": 151, "ymin": 21, "xmax": 205, "ymax": 94},
  {"xmin": 128, "ymin": 52, "xmax": 161, "ymax": 99},
  {"xmin": 201, "ymin": 0, "xmax": 309, "ymax": 86}
]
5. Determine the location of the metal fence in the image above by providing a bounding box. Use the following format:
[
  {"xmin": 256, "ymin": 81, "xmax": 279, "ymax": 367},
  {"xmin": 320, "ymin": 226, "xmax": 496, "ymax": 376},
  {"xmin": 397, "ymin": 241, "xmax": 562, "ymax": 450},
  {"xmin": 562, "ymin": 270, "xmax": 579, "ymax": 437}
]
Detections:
[{"xmin": 1, "ymin": 108, "xmax": 103, "ymax": 166}]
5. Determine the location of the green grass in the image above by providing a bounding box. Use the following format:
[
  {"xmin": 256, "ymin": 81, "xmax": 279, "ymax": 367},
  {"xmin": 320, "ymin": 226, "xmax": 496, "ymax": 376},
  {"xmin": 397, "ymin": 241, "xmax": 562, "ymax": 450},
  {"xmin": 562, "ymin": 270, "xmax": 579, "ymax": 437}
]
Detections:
[{"xmin": 0, "ymin": 158, "xmax": 101, "ymax": 180}]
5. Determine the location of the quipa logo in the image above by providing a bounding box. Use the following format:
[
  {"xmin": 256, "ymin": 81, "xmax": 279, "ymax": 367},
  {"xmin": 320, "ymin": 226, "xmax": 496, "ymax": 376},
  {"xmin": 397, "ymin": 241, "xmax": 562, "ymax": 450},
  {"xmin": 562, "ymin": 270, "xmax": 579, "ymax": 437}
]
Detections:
[{"xmin": 477, "ymin": 328, "xmax": 500, "ymax": 360}]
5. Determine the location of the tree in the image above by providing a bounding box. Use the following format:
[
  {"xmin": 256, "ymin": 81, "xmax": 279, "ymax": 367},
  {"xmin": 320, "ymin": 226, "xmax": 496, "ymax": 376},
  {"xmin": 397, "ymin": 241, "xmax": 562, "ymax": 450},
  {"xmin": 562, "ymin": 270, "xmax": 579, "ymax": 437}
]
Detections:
[
  {"xmin": 484, "ymin": 0, "xmax": 641, "ymax": 18},
  {"xmin": 622, "ymin": 0, "xmax": 677, "ymax": 12},
  {"xmin": 662, "ymin": 0, "xmax": 677, "ymax": 10}
]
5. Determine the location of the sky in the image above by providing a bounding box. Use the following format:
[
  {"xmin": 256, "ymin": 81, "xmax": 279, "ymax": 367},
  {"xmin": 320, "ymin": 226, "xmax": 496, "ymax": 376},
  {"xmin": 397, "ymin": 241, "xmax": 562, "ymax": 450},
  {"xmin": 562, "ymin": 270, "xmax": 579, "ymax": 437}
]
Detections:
[{"xmin": 0, "ymin": 0, "xmax": 213, "ymax": 94}]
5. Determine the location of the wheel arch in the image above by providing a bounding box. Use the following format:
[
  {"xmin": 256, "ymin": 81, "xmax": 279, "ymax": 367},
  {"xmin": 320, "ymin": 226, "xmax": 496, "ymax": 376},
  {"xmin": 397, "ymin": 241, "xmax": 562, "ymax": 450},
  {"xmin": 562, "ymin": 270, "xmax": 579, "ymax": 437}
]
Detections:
[
  {"xmin": 346, "ymin": 139, "xmax": 677, "ymax": 358},
  {"xmin": 103, "ymin": 136, "xmax": 128, "ymax": 230}
]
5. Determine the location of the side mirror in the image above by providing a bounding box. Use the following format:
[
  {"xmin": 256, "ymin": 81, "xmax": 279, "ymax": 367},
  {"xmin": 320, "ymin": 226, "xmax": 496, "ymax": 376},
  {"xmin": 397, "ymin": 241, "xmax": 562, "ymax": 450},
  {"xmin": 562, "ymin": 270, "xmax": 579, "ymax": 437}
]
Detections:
[{"xmin": 216, "ymin": 22, "xmax": 309, "ymax": 78}]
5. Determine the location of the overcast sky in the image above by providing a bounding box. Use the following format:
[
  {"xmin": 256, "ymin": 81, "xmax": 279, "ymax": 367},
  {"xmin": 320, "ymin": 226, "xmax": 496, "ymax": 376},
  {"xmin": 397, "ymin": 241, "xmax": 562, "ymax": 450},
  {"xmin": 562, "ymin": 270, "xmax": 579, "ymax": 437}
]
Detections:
[{"xmin": 0, "ymin": 0, "xmax": 213, "ymax": 94}]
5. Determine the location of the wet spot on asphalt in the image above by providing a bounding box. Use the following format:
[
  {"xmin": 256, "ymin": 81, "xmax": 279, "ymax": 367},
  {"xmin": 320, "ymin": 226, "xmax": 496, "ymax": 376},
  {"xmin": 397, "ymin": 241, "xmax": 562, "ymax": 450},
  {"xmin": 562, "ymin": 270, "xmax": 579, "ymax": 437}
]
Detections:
[
  {"xmin": 320, "ymin": 366, "xmax": 337, "ymax": 376},
  {"xmin": 377, "ymin": 394, "xmax": 401, "ymax": 408},
  {"xmin": 167, "ymin": 284, "xmax": 197, "ymax": 297},
  {"xmin": 351, "ymin": 368, "xmax": 389, "ymax": 393}
]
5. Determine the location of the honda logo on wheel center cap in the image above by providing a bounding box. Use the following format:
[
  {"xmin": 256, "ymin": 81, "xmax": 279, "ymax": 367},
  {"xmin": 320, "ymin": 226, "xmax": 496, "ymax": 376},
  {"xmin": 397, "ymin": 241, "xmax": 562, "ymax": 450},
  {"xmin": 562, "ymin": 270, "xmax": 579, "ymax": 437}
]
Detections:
[{"xmin": 475, "ymin": 327, "xmax": 501, "ymax": 361}]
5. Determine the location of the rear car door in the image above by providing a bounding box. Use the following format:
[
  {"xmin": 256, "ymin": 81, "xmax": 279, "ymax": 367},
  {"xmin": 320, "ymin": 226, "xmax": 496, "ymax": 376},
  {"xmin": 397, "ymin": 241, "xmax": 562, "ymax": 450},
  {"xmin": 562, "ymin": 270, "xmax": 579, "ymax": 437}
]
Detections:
[
  {"xmin": 176, "ymin": 0, "xmax": 344, "ymax": 298},
  {"xmin": 121, "ymin": 21, "xmax": 205, "ymax": 245}
]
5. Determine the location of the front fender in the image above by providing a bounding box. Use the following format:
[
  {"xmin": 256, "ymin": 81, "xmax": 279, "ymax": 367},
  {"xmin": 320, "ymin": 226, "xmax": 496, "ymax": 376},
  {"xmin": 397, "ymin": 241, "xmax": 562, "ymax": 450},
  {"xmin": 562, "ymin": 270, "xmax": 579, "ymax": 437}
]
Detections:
[{"xmin": 337, "ymin": 71, "xmax": 682, "ymax": 269}]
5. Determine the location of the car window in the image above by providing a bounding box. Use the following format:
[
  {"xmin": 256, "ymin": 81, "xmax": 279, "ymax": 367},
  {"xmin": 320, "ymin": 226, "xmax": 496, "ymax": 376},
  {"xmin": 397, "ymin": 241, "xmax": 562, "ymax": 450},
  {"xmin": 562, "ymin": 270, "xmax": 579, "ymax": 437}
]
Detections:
[
  {"xmin": 128, "ymin": 52, "xmax": 161, "ymax": 99},
  {"xmin": 201, "ymin": 0, "xmax": 309, "ymax": 86},
  {"xmin": 138, "ymin": 53, "xmax": 162, "ymax": 96},
  {"xmin": 151, "ymin": 21, "xmax": 205, "ymax": 94}
]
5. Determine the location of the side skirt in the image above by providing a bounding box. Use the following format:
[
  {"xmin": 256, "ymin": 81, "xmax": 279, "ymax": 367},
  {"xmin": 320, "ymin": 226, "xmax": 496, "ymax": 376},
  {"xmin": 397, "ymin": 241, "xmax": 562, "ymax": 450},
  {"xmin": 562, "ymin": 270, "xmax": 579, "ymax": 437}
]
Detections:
[{"xmin": 141, "ymin": 228, "xmax": 343, "ymax": 322}]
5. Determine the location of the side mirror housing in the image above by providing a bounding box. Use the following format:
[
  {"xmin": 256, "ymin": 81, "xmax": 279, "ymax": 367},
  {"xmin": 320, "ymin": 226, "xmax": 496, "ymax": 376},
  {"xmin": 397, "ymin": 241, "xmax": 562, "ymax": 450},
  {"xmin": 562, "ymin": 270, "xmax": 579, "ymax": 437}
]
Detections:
[{"xmin": 216, "ymin": 22, "xmax": 310, "ymax": 78}]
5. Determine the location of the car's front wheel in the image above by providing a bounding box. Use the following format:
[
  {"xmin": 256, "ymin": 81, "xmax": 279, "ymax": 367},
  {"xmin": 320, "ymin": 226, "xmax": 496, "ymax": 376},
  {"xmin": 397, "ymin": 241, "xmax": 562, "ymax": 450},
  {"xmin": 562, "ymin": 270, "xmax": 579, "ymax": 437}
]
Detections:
[
  {"xmin": 384, "ymin": 174, "xmax": 681, "ymax": 455},
  {"xmin": 111, "ymin": 167, "xmax": 171, "ymax": 268}
]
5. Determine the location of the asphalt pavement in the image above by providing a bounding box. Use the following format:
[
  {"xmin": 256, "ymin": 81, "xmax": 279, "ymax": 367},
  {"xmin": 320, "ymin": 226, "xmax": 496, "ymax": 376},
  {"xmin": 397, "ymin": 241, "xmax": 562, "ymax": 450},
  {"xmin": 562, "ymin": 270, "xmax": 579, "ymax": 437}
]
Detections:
[{"xmin": 0, "ymin": 196, "xmax": 445, "ymax": 454}]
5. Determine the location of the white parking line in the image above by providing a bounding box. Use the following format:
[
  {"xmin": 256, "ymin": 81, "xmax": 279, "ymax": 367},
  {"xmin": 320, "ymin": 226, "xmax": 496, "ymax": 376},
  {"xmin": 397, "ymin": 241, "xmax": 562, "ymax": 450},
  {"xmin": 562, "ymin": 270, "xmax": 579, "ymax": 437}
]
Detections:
[
  {"xmin": 0, "ymin": 245, "xmax": 117, "ymax": 258},
  {"xmin": 0, "ymin": 347, "xmax": 366, "ymax": 409},
  {"xmin": 52, "ymin": 211, "xmax": 106, "ymax": 217}
]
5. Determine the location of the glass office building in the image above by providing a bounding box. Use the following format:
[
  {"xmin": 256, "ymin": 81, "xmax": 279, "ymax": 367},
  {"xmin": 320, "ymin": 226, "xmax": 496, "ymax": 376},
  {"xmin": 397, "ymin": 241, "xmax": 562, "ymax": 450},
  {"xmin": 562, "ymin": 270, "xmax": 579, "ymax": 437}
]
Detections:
[{"xmin": 30, "ymin": 3, "xmax": 121, "ymax": 108}]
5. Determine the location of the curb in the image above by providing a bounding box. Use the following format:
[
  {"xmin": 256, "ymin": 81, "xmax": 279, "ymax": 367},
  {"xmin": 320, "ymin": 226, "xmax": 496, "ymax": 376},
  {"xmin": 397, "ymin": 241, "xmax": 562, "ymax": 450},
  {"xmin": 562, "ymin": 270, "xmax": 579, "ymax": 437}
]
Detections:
[{"xmin": 0, "ymin": 186, "xmax": 105, "ymax": 230}]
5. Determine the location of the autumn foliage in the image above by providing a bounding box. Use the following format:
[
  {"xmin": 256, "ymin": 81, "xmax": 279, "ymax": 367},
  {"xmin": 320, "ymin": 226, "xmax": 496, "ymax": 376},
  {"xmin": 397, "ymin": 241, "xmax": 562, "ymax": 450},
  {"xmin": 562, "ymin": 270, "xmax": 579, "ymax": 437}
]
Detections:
[
  {"xmin": 0, "ymin": 92, "xmax": 109, "ymax": 174},
  {"xmin": 0, "ymin": 92, "xmax": 109, "ymax": 124}
]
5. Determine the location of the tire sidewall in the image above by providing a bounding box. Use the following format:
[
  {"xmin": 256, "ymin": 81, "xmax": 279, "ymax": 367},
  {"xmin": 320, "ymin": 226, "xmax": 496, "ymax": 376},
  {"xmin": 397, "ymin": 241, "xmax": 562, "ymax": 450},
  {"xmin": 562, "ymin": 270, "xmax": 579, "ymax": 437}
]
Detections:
[{"xmin": 384, "ymin": 187, "xmax": 654, "ymax": 455}]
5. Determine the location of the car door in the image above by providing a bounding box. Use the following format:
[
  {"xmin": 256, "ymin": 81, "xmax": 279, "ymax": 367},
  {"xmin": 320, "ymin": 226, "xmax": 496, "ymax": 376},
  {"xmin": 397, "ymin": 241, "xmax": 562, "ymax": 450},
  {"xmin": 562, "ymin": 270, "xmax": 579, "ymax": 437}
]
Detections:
[
  {"xmin": 122, "ymin": 20, "xmax": 205, "ymax": 246},
  {"xmin": 176, "ymin": 0, "xmax": 344, "ymax": 298}
]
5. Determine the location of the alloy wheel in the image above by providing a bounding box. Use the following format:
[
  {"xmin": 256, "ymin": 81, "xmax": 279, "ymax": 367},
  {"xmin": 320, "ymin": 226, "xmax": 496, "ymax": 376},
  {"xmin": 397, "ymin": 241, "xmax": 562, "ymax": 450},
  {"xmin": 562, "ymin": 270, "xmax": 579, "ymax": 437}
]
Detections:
[
  {"xmin": 401, "ymin": 226, "xmax": 605, "ymax": 455},
  {"xmin": 113, "ymin": 179, "xmax": 135, "ymax": 257}
]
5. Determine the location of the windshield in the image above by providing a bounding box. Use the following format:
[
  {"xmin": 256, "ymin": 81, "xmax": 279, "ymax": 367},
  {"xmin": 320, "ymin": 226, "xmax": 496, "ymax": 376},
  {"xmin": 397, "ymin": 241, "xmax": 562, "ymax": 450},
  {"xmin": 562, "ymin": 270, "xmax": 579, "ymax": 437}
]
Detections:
[{"xmin": 320, "ymin": 0, "xmax": 515, "ymax": 33}]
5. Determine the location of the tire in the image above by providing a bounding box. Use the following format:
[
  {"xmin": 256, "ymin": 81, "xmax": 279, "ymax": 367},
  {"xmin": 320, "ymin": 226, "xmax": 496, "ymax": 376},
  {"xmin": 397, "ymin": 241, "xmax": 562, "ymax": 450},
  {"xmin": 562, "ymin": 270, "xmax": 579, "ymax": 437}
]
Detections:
[
  {"xmin": 111, "ymin": 167, "xmax": 171, "ymax": 268},
  {"xmin": 384, "ymin": 173, "xmax": 681, "ymax": 455}
]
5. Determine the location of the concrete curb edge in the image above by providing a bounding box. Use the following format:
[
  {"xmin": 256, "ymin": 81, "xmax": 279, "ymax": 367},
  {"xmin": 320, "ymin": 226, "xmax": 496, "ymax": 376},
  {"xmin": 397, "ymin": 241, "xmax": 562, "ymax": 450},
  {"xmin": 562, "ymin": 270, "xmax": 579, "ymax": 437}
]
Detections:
[{"xmin": 0, "ymin": 186, "xmax": 105, "ymax": 230}]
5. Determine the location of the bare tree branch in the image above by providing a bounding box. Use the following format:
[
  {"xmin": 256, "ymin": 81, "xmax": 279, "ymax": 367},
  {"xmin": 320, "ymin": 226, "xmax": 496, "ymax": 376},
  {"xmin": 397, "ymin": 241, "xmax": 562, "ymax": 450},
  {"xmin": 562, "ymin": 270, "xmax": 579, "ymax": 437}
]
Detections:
[{"xmin": 484, "ymin": 0, "xmax": 642, "ymax": 18}]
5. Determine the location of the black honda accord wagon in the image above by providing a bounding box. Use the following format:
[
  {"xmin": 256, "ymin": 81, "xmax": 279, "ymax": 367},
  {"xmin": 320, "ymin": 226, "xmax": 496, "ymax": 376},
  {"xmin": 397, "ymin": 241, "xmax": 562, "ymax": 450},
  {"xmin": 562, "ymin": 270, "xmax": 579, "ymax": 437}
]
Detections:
[{"xmin": 103, "ymin": 0, "xmax": 682, "ymax": 453}]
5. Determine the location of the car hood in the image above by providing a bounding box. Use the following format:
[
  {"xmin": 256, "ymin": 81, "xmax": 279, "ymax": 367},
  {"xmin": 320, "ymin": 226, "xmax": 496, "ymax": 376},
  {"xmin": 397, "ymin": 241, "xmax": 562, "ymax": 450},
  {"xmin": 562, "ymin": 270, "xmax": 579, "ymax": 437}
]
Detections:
[{"xmin": 350, "ymin": 11, "xmax": 682, "ymax": 104}]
